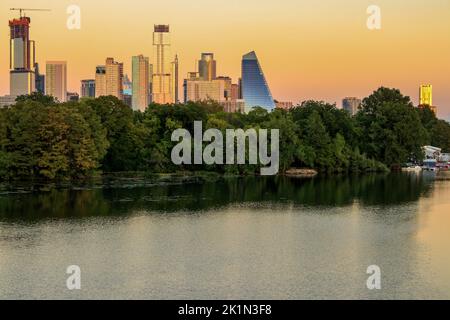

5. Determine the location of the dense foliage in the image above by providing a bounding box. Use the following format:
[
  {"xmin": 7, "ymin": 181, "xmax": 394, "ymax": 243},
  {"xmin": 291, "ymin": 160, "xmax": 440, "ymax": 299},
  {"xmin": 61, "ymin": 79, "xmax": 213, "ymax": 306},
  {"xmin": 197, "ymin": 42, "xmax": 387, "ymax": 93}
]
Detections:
[{"xmin": 0, "ymin": 88, "xmax": 449, "ymax": 181}]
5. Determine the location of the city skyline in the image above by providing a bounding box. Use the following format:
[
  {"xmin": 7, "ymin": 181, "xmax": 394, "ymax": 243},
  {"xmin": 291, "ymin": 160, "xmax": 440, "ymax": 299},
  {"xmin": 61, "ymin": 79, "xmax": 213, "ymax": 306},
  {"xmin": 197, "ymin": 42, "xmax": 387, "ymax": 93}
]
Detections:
[{"xmin": 1, "ymin": 0, "xmax": 450, "ymax": 118}]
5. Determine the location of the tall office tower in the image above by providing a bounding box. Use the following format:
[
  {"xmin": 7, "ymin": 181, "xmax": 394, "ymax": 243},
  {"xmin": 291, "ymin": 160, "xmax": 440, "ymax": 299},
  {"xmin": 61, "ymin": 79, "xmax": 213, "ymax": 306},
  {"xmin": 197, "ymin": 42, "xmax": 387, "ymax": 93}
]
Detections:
[
  {"xmin": 419, "ymin": 85, "xmax": 432, "ymax": 106},
  {"xmin": 342, "ymin": 97, "xmax": 362, "ymax": 116},
  {"xmin": 198, "ymin": 53, "xmax": 216, "ymax": 81},
  {"xmin": 419, "ymin": 84, "xmax": 437, "ymax": 114},
  {"xmin": 34, "ymin": 63, "xmax": 45, "ymax": 94},
  {"xmin": 241, "ymin": 51, "xmax": 275, "ymax": 113},
  {"xmin": 171, "ymin": 55, "xmax": 179, "ymax": 103},
  {"xmin": 46, "ymin": 61, "xmax": 67, "ymax": 102},
  {"xmin": 123, "ymin": 74, "xmax": 132, "ymax": 96},
  {"xmin": 9, "ymin": 16, "xmax": 36, "ymax": 96},
  {"xmin": 216, "ymin": 76, "xmax": 232, "ymax": 100},
  {"xmin": 148, "ymin": 64, "xmax": 154, "ymax": 103},
  {"xmin": 132, "ymin": 55, "xmax": 150, "ymax": 111},
  {"xmin": 153, "ymin": 25, "xmax": 174, "ymax": 104},
  {"xmin": 81, "ymin": 79, "xmax": 96, "ymax": 98},
  {"xmin": 95, "ymin": 66, "xmax": 106, "ymax": 97},
  {"xmin": 105, "ymin": 58, "xmax": 124, "ymax": 100},
  {"xmin": 231, "ymin": 84, "xmax": 240, "ymax": 101}
]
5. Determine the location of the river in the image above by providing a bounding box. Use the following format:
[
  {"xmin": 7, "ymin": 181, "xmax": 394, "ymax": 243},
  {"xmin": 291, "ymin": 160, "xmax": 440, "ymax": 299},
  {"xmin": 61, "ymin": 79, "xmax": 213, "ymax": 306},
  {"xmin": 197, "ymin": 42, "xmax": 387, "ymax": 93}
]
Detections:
[{"xmin": 1, "ymin": 173, "xmax": 449, "ymax": 299}]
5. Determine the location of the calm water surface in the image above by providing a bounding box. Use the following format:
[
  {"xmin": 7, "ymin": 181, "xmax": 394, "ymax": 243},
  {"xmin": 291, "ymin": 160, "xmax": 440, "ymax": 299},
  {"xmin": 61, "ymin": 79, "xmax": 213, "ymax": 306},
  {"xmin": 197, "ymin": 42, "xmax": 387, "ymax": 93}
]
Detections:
[{"xmin": 1, "ymin": 173, "xmax": 450, "ymax": 299}]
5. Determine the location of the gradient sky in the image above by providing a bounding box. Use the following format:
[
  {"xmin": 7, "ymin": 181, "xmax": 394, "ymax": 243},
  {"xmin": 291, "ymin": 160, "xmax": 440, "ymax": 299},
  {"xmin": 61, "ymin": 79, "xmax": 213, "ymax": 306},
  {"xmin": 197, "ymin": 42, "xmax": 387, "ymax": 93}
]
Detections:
[{"xmin": 1, "ymin": 0, "xmax": 450, "ymax": 118}]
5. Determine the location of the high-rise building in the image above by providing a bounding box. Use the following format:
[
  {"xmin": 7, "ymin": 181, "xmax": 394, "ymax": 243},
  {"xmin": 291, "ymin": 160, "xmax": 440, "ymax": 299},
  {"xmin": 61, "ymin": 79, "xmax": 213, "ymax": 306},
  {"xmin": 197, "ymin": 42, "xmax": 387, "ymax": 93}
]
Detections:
[
  {"xmin": 171, "ymin": 55, "xmax": 179, "ymax": 103},
  {"xmin": 34, "ymin": 63, "xmax": 45, "ymax": 94},
  {"xmin": 153, "ymin": 25, "xmax": 174, "ymax": 104},
  {"xmin": 122, "ymin": 74, "xmax": 132, "ymax": 107},
  {"xmin": 81, "ymin": 79, "xmax": 95, "ymax": 98},
  {"xmin": 95, "ymin": 66, "xmax": 106, "ymax": 98},
  {"xmin": 419, "ymin": 85, "xmax": 432, "ymax": 106},
  {"xmin": 184, "ymin": 72, "xmax": 243, "ymax": 113},
  {"xmin": 342, "ymin": 97, "xmax": 361, "ymax": 116},
  {"xmin": 184, "ymin": 78, "xmax": 226, "ymax": 103},
  {"xmin": 241, "ymin": 51, "xmax": 275, "ymax": 113},
  {"xmin": 199, "ymin": 53, "xmax": 216, "ymax": 81},
  {"xmin": 132, "ymin": 55, "xmax": 150, "ymax": 112},
  {"xmin": 105, "ymin": 58, "xmax": 124, "ymax": 100},
  {"xmin": 46, "ymin": 61, "xmax": 67, "ymax": 102},
  {"xmin": 123, "ymin": 74, "xmax": 132, "ymax": 96},
  {"xmin": 9, "ymin": 16, "xmax": 36, "ymax": 96},
  {"xmin": 419, "ymin": 84, "xmax": 437, "ymax": 114}
]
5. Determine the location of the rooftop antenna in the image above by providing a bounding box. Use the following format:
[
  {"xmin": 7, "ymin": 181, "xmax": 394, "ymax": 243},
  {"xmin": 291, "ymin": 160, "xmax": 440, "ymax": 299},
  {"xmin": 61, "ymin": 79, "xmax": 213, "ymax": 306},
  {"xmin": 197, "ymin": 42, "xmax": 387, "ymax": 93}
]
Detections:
[{"xmin": 10, "ymin": 8, "xmax": 51, "ymax": 18}]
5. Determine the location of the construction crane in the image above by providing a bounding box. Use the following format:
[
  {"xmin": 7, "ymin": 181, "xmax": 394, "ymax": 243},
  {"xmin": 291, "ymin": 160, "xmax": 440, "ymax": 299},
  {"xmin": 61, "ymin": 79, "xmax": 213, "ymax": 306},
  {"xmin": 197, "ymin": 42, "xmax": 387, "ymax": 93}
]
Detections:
[{"xmin": 10, "ymin": 8, "xmax": 51, "ymax": 18}]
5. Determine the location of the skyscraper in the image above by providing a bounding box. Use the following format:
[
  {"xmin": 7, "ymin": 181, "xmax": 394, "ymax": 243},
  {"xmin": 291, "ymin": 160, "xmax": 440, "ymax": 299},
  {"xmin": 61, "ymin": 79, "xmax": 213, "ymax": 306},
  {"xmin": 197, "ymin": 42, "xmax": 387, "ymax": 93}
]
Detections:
[
  {"xmin": 172, "ymin": 55, "xmax": 179, "ymax": 103},
  {"xmin": 95, "ymin": 66, "xmax": 106, "ymax": 98},
  {"xmin": 419, "ymin": 84, "xmax": 437, "ymax": 114},
  {"xmin": 132, "ymin": 55, "xmax": 150, "ymax": 112},
  {"xmin": 34, "ymin": 63, "xmax": 45, "ymax": 94},
  {"xmin": 46, "ymin": 61, "xmax": 67, "ymax": 102},
  {"xmin": 81, "ymin": 80, "xmax": 95, "ymax": 98},
  {"xmin": 342, "ymin": 97, "xmax": 362, "ymax": 116},
  {"xmin": 419, "ymin": 85, "xmax": 432, "ymax": 106},
  {"xmin": 241, "ymin": 51, "xmax": 275, "ymax": 113},
  {"xmin": 9, "ymin": 16, "xmax": 35, "ymax": 96},
  {"xmin": 199, "ymin": 53, "xmax": 216, "ymax": 81},
  {"xmin": 153, "ymin": 25, "xmax": 174, "ymax": 104},
  {"xmin": 105, "ymin": 58, "xmax": 124, "ymax": 100}
]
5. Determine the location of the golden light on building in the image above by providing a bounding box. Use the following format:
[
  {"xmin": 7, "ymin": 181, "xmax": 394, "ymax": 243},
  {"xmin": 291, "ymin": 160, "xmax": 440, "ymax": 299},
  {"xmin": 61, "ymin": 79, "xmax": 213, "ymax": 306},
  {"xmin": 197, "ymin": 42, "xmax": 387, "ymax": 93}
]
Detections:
[
  {"xmin": 420, "ymin": 84, "xmax": 433, "ymax": 106},
  {"xmin": 419, "ymin": 84, "xmax": 437, "ymax": 115}
]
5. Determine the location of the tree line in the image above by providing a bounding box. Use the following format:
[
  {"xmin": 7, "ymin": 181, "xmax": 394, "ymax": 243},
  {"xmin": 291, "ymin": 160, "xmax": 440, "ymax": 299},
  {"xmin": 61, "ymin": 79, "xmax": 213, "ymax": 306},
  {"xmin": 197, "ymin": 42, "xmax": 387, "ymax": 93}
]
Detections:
[{"xmin": 0, "ymin": 87, "xmax": 449, "ymax": 181}]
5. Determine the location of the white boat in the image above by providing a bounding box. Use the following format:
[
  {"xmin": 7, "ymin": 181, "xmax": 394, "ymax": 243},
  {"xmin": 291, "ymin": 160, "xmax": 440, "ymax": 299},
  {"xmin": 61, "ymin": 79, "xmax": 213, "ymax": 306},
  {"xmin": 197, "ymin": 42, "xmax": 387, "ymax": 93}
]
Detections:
[{"xmin": 402, "ymin": 166, "xmax": 422, "ymax": 172}]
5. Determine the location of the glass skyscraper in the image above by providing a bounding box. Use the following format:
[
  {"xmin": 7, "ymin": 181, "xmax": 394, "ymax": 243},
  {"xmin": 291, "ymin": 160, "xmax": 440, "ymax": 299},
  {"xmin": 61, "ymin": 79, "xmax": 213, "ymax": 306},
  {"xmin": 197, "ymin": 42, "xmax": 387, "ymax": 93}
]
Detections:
[{"xmin": 241, "ymin": 51, "xmax": 275, "ymax": 113}]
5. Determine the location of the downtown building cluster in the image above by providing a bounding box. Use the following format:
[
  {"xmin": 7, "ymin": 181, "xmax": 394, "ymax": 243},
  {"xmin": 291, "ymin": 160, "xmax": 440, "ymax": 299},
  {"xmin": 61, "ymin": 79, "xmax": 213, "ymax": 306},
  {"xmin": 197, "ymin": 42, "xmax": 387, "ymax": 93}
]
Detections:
[
  {"xmin": 0, "ymin": 14, "xmax": 439, "ymax": 117},
  {"xmin": 0, "ymin": 16, "xmax": 281, "ymax": 113}
]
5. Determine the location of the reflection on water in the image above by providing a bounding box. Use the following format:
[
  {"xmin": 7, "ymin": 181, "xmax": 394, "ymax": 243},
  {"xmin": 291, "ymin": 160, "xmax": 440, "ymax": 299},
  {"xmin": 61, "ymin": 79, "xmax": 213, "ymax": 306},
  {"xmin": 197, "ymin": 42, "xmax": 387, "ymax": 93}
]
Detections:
[
  {"xmin": 0, "ymin": 173, "xmax": 435, "ymax": 220},
  {"xmin": 0, "ymin": 173, "xmax": 449, "ymax": 299}
]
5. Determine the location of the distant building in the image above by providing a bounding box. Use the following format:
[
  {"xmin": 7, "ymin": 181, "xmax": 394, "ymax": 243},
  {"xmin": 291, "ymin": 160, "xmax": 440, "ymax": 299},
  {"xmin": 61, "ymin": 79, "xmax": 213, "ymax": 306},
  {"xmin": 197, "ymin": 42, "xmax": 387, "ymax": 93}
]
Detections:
[
  {"xmin": 9, "ymin": 16, "xmax": 36, "ymax": 96},
  {"xmin": 342, "ymin": 97, "xmax": 361, "ymax": 116},
  {"xmin": 81, "ymin": 79, "xmax": 95, "ymax": 98},
  {"xmin": 423, "ymin": 145, "xmax": 441, "ymax": 160},
  {"xmin": 172, "ymin": 54, "xmax": 179, "ymax": 103},
  {"xmin": 419, "ymin": 84, "xmax": 437, "ymax": 115},
  {"xmin": 199, "ymin": 53, "xmax": 217, "ymax": 81},
  {"xmin": 221, "ymin": 100, "xmax": 245, "ymax": 113},
  {"xmin": 184, "ymin": 78, "xmax": 227, "ymax": 102},
  {"xmin": 419, "ymin": 85, "xmax": 432, "ymax": 106},
  {"xmin": 46, "ymin": 61, "xmax": 67, "ymax": 102},
  {"xmin": 153, "ymin": 25, "xmax": 176, "ymax": 104},
  {"xmin": 105, "ymin": 58, "xmax": 124, "ymax": 100},
  {"xmin": 241, "ymin": 51, "xmax": 275, "ymax": 113},
  {"xmin": 123, "ymin": 74, "xmax": 132, "ymax": 96},
  {"xmin": 95, "ymin": 66, "xmax": 106, "ymax": 98},
  {"xmin": 67, "ymin": 92, "xmax": 79, "ymax": 102},
  {"xmin": 34, "ymin": 63, "xmax": 45, "ymax": 94},
  {"xmin": 132, "ymin": 55, "xmax": 150, "ymax": 111},
  {"xmin": 275, "ymin": 101, "xmax": 294, "ymax": 110},
  {"xmin": 123, "ymin": 94, "xmax": 132, "ymax": 108},
  {"xmin": 0, "ymin": 95, "xmax": 17, "ymax": 107}
]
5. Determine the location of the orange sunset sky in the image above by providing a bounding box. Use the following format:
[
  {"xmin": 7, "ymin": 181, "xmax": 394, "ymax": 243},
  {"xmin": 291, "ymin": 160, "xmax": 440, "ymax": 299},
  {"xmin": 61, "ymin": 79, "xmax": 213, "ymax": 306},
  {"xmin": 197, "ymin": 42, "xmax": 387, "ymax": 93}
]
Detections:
[{"xmin": 1, "ymin": 0, "xmax": 450, "ymax": 119}]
